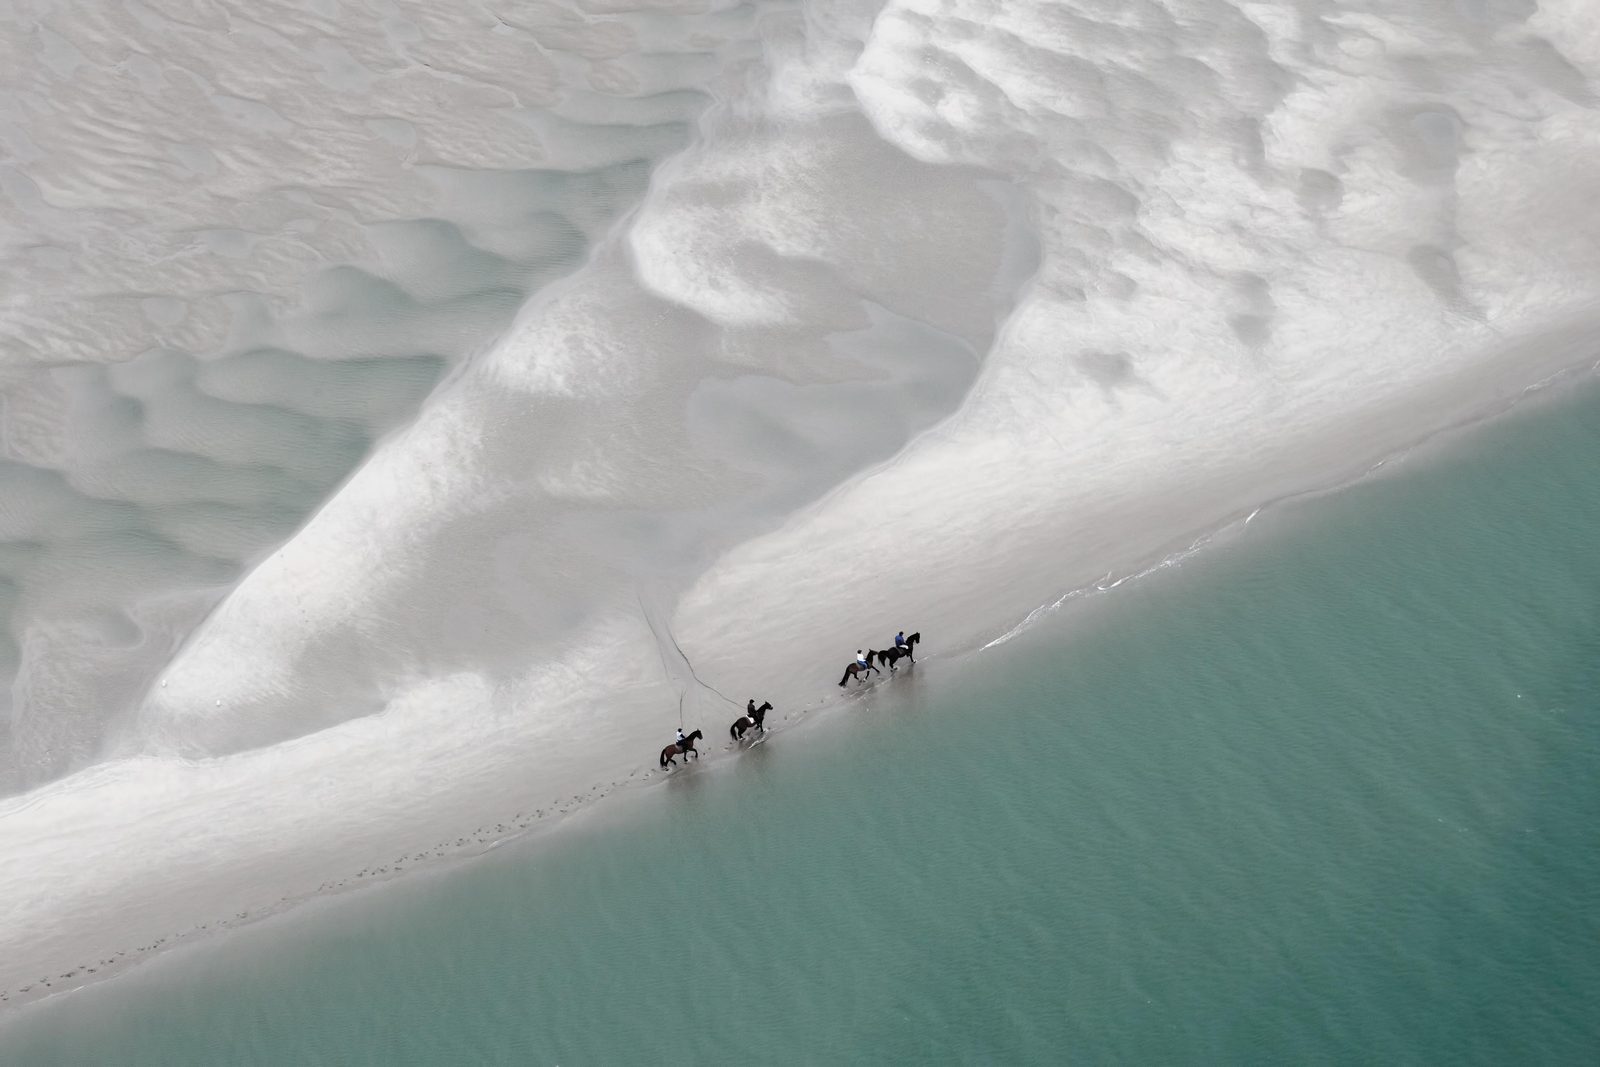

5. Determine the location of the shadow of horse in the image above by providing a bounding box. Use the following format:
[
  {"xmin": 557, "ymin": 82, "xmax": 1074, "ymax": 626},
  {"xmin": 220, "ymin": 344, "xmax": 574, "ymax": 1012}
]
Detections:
[{"xmin": 660, "ymin": 729, "xmax": 703, "ymax": 768}]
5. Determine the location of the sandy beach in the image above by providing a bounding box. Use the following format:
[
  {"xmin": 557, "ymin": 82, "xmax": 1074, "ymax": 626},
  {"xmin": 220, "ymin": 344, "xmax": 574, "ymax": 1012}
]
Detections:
[{"xmin": 4, "ymin": 0, "xmax": 1600, "ymax": 1007}]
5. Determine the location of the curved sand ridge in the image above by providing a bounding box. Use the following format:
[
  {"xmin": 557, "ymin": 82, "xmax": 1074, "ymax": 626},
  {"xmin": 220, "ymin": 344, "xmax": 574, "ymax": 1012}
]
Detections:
[
  {"xmin": 0, "ymin": 0, "xmax": 750, "ymax": 787},
  {"xmin": 5, "ymin": 0, "xmax": 1600, "ymax": 1002}
]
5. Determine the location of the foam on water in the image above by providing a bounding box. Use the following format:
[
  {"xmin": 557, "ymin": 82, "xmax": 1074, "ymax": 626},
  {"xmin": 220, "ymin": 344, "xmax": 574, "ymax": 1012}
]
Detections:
[{"xmin": 4, "ymin": 0, "xmax": 1600, "ymax": 998}]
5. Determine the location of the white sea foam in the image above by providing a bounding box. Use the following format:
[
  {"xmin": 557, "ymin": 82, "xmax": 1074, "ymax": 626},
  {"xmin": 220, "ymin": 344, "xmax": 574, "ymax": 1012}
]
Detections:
[{"xmin": 4, "ymin": 0, "xmax": 1600, "ymax": 998}]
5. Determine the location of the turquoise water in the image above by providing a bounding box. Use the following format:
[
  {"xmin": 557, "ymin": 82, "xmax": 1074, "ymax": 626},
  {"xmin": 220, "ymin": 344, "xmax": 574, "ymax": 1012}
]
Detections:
[{"xmin": 5, "ymin": 381, "xmax": 1600, "ymax": 1064}]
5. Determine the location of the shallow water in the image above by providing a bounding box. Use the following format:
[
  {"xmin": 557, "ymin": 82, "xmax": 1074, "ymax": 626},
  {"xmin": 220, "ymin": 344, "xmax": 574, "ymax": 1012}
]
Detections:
[{"xmin": 4, "ymin": 379, "xmax": 1597, "ymax": 1064}]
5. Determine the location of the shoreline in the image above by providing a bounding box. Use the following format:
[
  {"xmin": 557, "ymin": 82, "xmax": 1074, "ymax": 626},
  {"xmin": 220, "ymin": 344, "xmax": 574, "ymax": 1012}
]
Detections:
[
  {"xmin": 1, "ymin": 343, "xmax": 1595, "ymax": 1018},
  {"xmin": 982, "ymin": 349, "xmax": 1600, "ymax": 655}
]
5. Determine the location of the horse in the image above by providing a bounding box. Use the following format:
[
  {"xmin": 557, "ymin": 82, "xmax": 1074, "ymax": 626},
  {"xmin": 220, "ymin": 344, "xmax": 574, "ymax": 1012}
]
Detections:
[
  {"xmin": 874, "ymin": 632, "xmax": 921, "ymax": 672},
  {"xmin": 659, "ymin": 728, "xmax": 704, "ymax": 768},
  {"xmin": 730, "ymin": 701, "xmax": 773, "ymax": 741},
  {"xmin": 838, "ymin": 660, "xmax": 880, "ymax": 686}
]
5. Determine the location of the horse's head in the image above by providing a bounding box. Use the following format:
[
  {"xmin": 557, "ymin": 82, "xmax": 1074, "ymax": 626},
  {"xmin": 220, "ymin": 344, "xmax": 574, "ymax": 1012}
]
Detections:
[{"xmin": 689, "ymin": 728, "xmax": 704, "ymax": 742}]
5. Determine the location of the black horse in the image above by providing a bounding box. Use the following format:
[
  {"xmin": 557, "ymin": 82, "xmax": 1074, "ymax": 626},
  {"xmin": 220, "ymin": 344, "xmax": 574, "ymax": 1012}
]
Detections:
[
  {"xmin": 659, "ymin": 728, "xmax": 704, "ymax": 768},
  {"xmin": 838, "ymin": 660, "xmax": 880, "ymax": 686},
  {"xmin": 873, "ymin": 632, "xmax": 921, "ymax": 672},
  {"xmin": 730, "ymin": 701, "xmax": 773, "ymax": 741}
]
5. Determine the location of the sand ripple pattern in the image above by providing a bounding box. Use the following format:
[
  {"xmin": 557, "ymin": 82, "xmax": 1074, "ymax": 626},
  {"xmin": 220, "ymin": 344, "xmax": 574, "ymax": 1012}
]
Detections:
[{"xmin": 0, "ymin": 0, "xmax": 746, "ymax": 787}]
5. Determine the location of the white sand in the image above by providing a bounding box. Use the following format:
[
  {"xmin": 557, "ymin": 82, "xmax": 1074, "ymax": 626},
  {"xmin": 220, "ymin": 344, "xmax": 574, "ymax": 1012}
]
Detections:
[{"xmin": 5, "ymin": 0, "xmax": 1600, "ymax": 1005}]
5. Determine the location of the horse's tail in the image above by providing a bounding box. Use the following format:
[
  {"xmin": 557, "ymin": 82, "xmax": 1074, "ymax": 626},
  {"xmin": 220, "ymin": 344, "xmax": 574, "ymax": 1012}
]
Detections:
[
  {"xmin": 660, "ymin": 748, "xmax": 671, "ymax": 768},
  {"xmin": 838, "ymin": 667, "xmax": 851, "ymax": 687},
  {"xmin": 730, "ymin": 721, "xmax": 740, "ymax": 741}
]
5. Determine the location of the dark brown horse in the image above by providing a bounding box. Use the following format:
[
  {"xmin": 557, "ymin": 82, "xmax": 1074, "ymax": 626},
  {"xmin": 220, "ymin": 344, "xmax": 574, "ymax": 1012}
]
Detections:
[
  {"xmin": 872, "ymin": 632, "xmax": 921, "ymax": 672},
  {"xmin": 659, "ymin": 728, "xmax": 703, "ymax": 768},
  {"xmin": 838, "ymin": 660, "xmax": 880, "ymax": 686},
  {"xmin": 731, "ymin": 701, "xmax": 773, "ymax": 741}
]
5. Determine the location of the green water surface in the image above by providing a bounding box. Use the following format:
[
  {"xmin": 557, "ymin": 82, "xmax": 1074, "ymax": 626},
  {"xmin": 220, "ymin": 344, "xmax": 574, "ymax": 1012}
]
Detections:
[{"xmin": 4, "ymin": 382, "xmax": 1599, "ymax": 1065}]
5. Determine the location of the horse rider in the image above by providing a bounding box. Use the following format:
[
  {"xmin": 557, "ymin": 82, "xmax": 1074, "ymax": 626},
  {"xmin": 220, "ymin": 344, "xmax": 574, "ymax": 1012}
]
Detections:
[
  {"xmin": 856, "ymin": 649, "xmax": 869, "ymax": 670},
  {"xmin": 675, "ymin": 726, "xmax": 688, "ymax": 751},
  {"xmin": 894, "ymin": 631, "xmax": 907, "ymax": 650}
]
